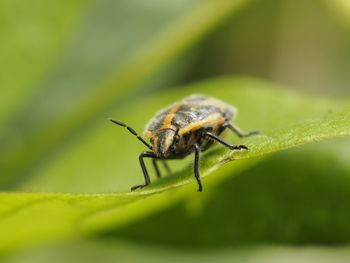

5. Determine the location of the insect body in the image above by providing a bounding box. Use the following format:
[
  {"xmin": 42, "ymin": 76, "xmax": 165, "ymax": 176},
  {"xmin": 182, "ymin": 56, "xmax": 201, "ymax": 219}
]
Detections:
[{"xmin": 111, "ymin": 94, "xmax": 258, "ymax": 192}]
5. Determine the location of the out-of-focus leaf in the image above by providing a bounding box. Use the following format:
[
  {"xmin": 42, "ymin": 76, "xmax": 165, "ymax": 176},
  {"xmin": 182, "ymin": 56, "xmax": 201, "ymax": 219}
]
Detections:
[
  {"xmin": 0, "ymin": 0, "xmax": 248, "ymax": 188},
  {"xmin": 3, "ymin": 241, "xmax": 350, "ymax": 263},
  {"xmin": 0, "ymin": 0, "xmax": 90, "ymax": 122},
  {"xmin": 0, "ymin": 77, "xmax": 349, "ymax": 254},
  {"xmin": 325, "ymin": 0, "xmax": 350, "ymax": 27},
  {"xmin": 187, "ymin": 0, "xmax": 350, "ymax": 96}
]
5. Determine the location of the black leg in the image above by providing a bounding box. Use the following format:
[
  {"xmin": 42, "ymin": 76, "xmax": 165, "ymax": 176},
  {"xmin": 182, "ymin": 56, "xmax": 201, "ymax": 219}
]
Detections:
[
  {"xmin": 193, "ymin": 144, "xmax": 203, "ymax": 192},
  {"xmin": 223, "ymin": 123, "xmax": 259, "ymax": 138},
  {"xmin": 204, "ymin": 132, "xmax": 248, "ymax": 150},
  {"xmin": 152, "ymin": 159, "xmax": 161, "ymax": 178},
  {"xmin": 131, "ymin": 151, "xmax": 157, "ymax": 191},
  {"xmin": 162, "ymin": 161, "xmax": 171, "ymax": 174}
]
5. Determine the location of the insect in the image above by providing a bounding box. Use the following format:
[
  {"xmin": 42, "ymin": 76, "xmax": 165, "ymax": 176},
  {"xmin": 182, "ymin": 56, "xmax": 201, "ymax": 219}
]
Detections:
[{"xmin": 111, "ymin": 94, "xmax": 258, "ymax": 192}]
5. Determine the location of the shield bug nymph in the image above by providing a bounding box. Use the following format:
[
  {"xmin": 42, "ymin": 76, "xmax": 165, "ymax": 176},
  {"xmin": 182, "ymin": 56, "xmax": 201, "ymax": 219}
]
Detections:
[{"xmin": 111, "ymin": 94, "xmax": 259, "ymax": 192}]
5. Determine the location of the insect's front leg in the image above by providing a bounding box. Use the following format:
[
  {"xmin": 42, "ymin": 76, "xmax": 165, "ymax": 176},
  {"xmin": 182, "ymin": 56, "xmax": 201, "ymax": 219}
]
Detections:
[
  {"xmin": 223, "ymin": 123, "xmax": 259, "ymax": 138},
  {"xmin": 193, "ymin": 144, "xmax": 203, "ymax": 192},
  {"xmin": 131, "ymin": 151, "xmax": 157, "ymax": 191}
]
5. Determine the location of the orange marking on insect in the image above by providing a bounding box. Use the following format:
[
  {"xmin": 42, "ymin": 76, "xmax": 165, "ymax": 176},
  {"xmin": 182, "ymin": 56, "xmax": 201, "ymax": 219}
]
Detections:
[
  {"xmin": 178, "ymin": 113, "xmax": 224, "ymax": 136},
  {"xmin": 153, "ymin": 136, "xmax": 159, "ymax": 151},
  {"xmin": 213, "ymin": 118, "xmax": 226, "ymax": 133},
  {"xmin": 161, "ymin": 104, "xmax": 181, "ymax": 129},
  {"xmin": 145, "ymin": 130, "xmax": 153, "ymax": 139},
  {"xmin": 178, "ymin": 122, "xmax": 201, "ymax": 136}
]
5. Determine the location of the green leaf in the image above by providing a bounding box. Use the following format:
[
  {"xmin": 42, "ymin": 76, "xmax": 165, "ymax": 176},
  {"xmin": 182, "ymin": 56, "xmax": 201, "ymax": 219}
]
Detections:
[
  {"xmin": 4, "ymin": 141, "xmax": 350, "ymax": 262},
  {"xmin": 5, "ymin": 241, "xmax": 350, "ymax": 263},
  {"xmin": 111, "ymin": 140, "xmax": 350, "ymax": 247},
  {"xmin": 0, "ymin": 77, "xmax": 349, "ymax": 254}
]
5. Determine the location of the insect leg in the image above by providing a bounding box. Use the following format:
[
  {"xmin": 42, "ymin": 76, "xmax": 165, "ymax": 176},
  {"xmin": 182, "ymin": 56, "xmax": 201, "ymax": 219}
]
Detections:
[
  {"xmin": 152, "ymin": 160, "xmax": 171, "ymax": 178},
  {"xmin": 110, "ymin": 119, "xmax": 153, "ymax": 150},
  {"xmin": 162, "ymin": 161, "xmax": 171, "ymax": 174},
  {"xmin": 204, "ymin": 132, "xmax": 248, "ymax": 150},
  {"xmin": 131, "ymin": 151, "xmax": 157, "ymax": 191},
  {"xmin": 193, "ymin": 144, "xmax": 203, "ymax": 192},
  {"xmin": 152, "ymin": 159, "xmax": 161, "ymax": 178},
  {"xmin": 223, "ymin": 123, "xmax": 259, "ymax": 138}
]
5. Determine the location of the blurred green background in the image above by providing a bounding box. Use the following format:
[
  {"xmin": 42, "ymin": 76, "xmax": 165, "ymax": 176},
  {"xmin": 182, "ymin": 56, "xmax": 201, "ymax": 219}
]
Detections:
[{"xmin": 1, "ymin": 0, "xmax": 350, "ymax": 262}]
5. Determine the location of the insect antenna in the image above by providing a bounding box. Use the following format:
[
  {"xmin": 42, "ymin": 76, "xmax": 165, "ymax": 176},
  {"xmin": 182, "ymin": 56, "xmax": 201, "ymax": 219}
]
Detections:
[{"xmin": 110, "ymin": 119, "xmax": 153, "ymax": 150}]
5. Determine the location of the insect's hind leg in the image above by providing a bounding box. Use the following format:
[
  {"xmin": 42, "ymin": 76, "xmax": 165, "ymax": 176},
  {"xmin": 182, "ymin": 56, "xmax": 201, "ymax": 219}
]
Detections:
[
  {"xmin": 152, "ymin": 160, "xmax": 171, "ymax": 178},
  {"xmin": 193, "ymin": 144, "xmax": 203, "ymax": 192},
  {"xmin": 162, "ymin": 161, "xmax": 171, "ymax": 174},
  {"xmin": 223, "ymin": 123, "xmax": 259, "ymax": 138},
  {"xmin": 152, "ymin": 159, "xmax": 161, "ymax": 178},
  {"xmin": 204, "ymin": 132, "xmax": 248, "ymax": 150},
  {"xmin": 131, "ymin": 151, "xmax": 157, "ymax": 191}
]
